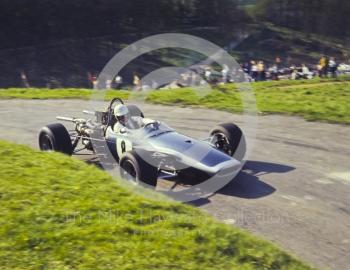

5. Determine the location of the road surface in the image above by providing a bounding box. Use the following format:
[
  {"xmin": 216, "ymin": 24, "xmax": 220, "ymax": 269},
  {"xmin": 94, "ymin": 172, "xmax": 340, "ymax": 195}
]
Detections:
[{"xmin": 0, "ymin": 99, "xmax": 349, "ymax": 269}]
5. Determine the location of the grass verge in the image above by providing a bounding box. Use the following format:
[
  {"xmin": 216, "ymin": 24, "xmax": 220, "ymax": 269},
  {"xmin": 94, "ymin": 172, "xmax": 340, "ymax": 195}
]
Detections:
[
  {"xmin": 0, "ymin": 88, "xmax": 130, "ymax": 100},
  {"xmin": 147, "ymin": 76, "xmax": 350, "ymax": 124},
  {"xmin": 0, "ymin": 76, "xmax": 349, "ymax": 124},
  {"xmin": 0, "ymin": 140, "xmax": 314, "ymax": 270}
]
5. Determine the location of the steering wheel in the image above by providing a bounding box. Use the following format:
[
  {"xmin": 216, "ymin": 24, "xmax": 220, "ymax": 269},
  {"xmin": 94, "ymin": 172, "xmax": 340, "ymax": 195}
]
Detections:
[
  {"xmin": 108, "ymin": 98, "xmax": 124, "ymax": 112},
  {"xmin": 105, "ymin": 98, "xmax": 125, "ymax": 132}
]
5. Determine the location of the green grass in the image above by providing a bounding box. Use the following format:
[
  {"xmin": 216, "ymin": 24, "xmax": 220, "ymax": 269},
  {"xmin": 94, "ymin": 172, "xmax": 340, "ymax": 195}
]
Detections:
[
  {"xmin": 254, "ymin": 78, "xmax": 350, "ymax": 123},
  {"xmin": 0, "ymin": 140, "xmax": 314, "ymax": 270},
  {"xmin": 147, "ymin": 76, "xmax": 350, "ymax": 124},
  {"xmin": 1, "ymin": 76, "xmax": 349, "ymax": 124},
  {"xmin": 0, "ymin": 88, "xmax": 130, "ymax": 100}
]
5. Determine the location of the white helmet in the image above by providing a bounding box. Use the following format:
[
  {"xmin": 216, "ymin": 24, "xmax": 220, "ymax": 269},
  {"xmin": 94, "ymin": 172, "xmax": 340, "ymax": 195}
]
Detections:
[{"xmin": 114, "ymin": 104, "xmax": 129, "ymax": 117}]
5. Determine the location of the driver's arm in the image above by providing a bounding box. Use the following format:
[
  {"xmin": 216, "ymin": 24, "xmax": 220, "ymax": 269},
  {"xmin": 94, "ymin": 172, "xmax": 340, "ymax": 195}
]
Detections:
[
  {"xmin": 131, "ymin": 116, "xmax": 156, "ymax": 127},
  {"xmin": 141, "ymin": 118, "xmax": 156, "ymax": 126},
  {"xmin": 113, "ymin": 122, "xmax": 124, "ymax": 133}
]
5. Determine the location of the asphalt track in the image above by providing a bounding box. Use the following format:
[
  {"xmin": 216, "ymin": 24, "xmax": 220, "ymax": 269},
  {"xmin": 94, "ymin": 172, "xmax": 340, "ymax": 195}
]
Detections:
[{"xmin": 0, "ymin": 99, "xmax": 349, "ymax": 269}]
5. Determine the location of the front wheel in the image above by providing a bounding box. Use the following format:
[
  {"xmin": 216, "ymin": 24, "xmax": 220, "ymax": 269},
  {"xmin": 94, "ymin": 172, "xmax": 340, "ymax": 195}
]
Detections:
[
  {"xmin": 210, "ymin": 123, "xmax": 246, "ymax": 161},
  {"xmin": 119, "ymin": 150, "xmax": 158, "ymax": 188},
  {"xmin": 38, "ymin": 123, "xmax": 73, "ymax": 155}
]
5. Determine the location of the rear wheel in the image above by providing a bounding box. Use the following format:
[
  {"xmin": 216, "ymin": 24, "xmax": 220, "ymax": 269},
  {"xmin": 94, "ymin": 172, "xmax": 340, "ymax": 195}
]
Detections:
[
  {"xmin": 119, "ymin": 150, "xmax": 158, "ymax": 187},
  {"xmin": 38, "ymin": 123, "xmax": 73, "ymax": 155},
  {"xmin": 210, "ymin": 123, "xmax": 246, "ymax": 161}
]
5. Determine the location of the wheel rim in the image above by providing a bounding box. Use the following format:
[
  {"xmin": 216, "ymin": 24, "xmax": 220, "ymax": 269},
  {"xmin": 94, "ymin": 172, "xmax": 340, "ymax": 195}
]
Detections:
[
  {"xmin": 40, "ymin": 134, "xmax": 54, "ymax": 151},
  {"xmin": 121, "ymin": 160, "xmax": 139, "ymax": 185},
  {"xmin": 212, "ymin": 132, "xmax": 233, "ymax": 156}
]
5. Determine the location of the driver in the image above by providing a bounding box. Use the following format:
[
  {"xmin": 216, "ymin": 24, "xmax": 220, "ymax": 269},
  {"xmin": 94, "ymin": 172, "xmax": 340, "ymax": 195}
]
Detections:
[{"xmin": 113, "ymin": 104, "xmax": 156, "ymax": 133}]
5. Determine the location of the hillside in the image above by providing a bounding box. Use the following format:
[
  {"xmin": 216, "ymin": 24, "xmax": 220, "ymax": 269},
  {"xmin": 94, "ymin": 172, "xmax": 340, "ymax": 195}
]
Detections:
[
  {"xmin": 0, "ymin": 0, "xmax": 349, "ymax": 88},
  {"xmin": 234, "ymin": 23, "xmax": 350, "ymax": 65},
  {"xmin": 1, "ymin": 24, "xmax": 349, "ymax": 88}
]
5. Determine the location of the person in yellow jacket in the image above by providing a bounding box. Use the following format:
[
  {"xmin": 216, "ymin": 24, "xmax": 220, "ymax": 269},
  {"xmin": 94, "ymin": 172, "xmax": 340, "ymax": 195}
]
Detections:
[{"xmin": 319, "ymin": 56, "xmax": 327, "ymax": 77}]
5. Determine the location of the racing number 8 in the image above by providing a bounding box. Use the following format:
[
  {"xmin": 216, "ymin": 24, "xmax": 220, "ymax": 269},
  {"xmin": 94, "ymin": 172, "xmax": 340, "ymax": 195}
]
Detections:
[{"xmin": 117, "ymin": 137, "xmax": 132, "ymax": 158}]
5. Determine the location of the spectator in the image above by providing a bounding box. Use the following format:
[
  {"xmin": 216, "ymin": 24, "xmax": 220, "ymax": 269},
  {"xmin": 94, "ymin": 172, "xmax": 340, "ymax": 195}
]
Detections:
[
  {"xmin": 114, "ymin": 75, "xmax": 123, "ymax": 89},
  {"xmin": 87, "ymin": 72, "xmax": 96, "ymax": 88},
  {"xmin": 317, "ymin": 64, "xmax": 322, "ymax": 77},
  {"xmin": 105, "ymin": 79, "xmax": 112, "ymax": 89},
  {"xmin": 274, "ymin": 56, "xmax": 281, "ymax": 80},
  {"xmin": 250, "ymin": 61, "xmax": 258, "ymax": 81},
  {"xmin": 329, "ymin": 57, "xmax": 338, "ymax": 78},
  {"xmin": 191, "ymin": 70, "xmax": 198, "ymax": 85},
  {"xmin": 242, "ymin": 62, "xmax": 251, "ymax": 74},
  {"xmin": 20, "ymin": 71, "xmax": 30, "ymax": 88},
  {"xmin": 325, "ymin": 56, "xmax": 330, "ymax": 77},
  {"xmin": 290, "ymin": 67, "xmax": 298, "ymax": 80},
  {"xmin": 301, "ymin": 64, "xmax": 313, "ymax": 79},
  {"xmin": 275, "ymin": 57, "xmax": 281, "ymax": 65},
  {"xmin": 204, "ymin": 67, "xmax": 212, "ymax": 82},
  {"xmin": 319, "ymin": 56, "xmax": 327, "ymax": 77},
  {"xmin": 257, "ymin": 61, "xmax": 266, "ymax": 81},
  {"xmin": 270, "ymin": 64, "xmax": 278, "ymax": 80},
  {"xmin": 221, "ymin": 64, "xmax": 229, "ymax": 83},
  {"xmin": 133, "ymin": 73, "xmax": 141, "ymax": 91},
  {"xmin": 92, "ymin": 75, "xmax": 98, "ymax": 89}
]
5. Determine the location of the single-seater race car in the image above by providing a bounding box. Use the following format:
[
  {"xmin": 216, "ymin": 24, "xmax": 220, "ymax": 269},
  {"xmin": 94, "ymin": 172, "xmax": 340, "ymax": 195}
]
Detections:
[{"xmin": 38, "ymin": 98, "xmax": 246, "ymax": 187}]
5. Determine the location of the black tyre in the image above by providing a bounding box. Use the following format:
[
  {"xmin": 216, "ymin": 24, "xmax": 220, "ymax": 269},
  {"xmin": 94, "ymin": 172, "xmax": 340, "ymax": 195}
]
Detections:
[
  {"xmin": 38, "ymin": 123, "xmax": 73, "ymax": 155},
  {"xmin": 127, "ymin": 105, "xmax": 144, "ymax": 118},
  {"xmin": 119, "ymin": 150, "xmax": 158, "ymax": 187},
  {"xmin": 210, "ymin": 123, "xmax": 246, "ymax": 161}
]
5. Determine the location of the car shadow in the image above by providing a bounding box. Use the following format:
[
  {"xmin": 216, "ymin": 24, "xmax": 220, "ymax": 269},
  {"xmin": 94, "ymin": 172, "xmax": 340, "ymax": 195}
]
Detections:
[
  {"xmin": 85, "ymin": 156, "xmax": 295, "ymax": 204},
  {"xmin": 218, "ymin": 160, "xmax": 295, "ymax": 198},
  {"xmin": 244, "ymin": 160, "xmax": 296, "ymax": 175},
  {"xmin": 190, "ymin": 161, "xmax": 295, "ymax": 206}
]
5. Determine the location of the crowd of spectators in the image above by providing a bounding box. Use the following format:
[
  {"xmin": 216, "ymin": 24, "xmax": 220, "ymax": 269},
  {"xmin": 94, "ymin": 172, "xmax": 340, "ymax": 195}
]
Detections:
[
  {"xmin": 241, "ymin": 56, "xmax": 344, "ymax": 82},
  {"xmin": 87, "ymin": 56, "xmax": 350, "ymax": 90}
]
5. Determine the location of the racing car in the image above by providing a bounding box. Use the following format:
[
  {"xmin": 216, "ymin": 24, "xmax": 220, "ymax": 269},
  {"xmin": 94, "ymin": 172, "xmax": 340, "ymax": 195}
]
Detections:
[{"xmin": 38, "ymin": 98, "xmax": 246, "ymax": 187}]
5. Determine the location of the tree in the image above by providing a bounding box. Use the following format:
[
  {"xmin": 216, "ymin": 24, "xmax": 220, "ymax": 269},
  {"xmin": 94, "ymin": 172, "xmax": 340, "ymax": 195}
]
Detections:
[
  {"xmin": 253, "ymin": 0, "xmax": 350, "ymax": 38},
  {"xmin": 0, "ymin": 0, "xmax": 248, "ymax": 48}
]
